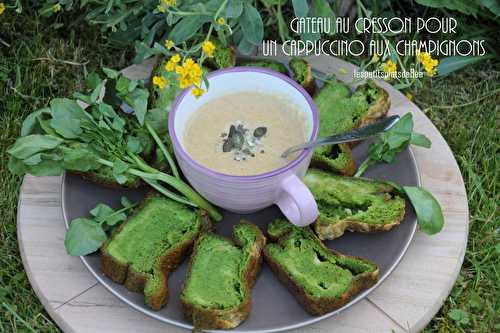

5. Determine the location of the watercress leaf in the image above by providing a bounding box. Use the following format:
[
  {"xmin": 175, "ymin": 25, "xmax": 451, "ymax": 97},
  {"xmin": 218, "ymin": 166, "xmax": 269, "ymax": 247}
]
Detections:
[
  {"xmin": 113, "ymin": 159, "xmax": 129, "ymax": 174},
  {"xmin": 50, "ymin": 115, "xmax": 82, "ymax": 139},
  {"xmin": 62, "ymin": 148, "xmax": 100, "ymax": 171},
  {"xmin": 7, "ymin": 135, "xmax": 63, "ymax": 159},
  {"xmin": 102, "ymin": 67, "xmax": 120, "ymax": 79},
  {"xmin": 403, "ymin": 186, "xmax": 444, "ymax": 235},
  {"xmin": 124, "ymin": 88, "xmax": 149, "ymax": 125},
  {"xmin": 241, "ymin": 3, "xmax": 264, "ymax": 46},
  {"xmin": 50, "ymin": 98, "xmax": 88, "ymax": 120},
  {"xmin": 410, "ymin": 132, "xmax": 432, "ymax": 148},
  {"xmin": 90, "ymin": 80, "xmax": 104, "ymax": 104},
  {"xmin": 226, "ymin": 0, "xmax": 243, "ymax": 17},
  {"xmin": 64, "ymin": 218, "xmax": 107, "ymax": 256},
  {"xmin": 113, "ymin": 173, "xmax": 128, "ymax": 185},
  {"xmin": 126, "ymin": 136, "xmax": 142, "ymax": 154},
  {"xmin": 21, "ymin": 108, "xmax": 50, "ymax": 136},
  {"xmin": 98, "ymin": 103, "xmax": 117, "ymax": 119},
  {"xmin": 8, "ymin": 157, "xmax": 28, "ymax": 176},
  {"xmin": 292, "ymin": 0, "xmax": 309, "ymax": 17},
  {"xmin": 27, "ymin": 159, "xmax": 64, "ymax": 176},
  {"xmin": 121, "ymin": 196, "xmax": 133, "ymax": 209},
  {"xmin": 90, "ymin": 203, "xmax": 114, "ymax": 219},
  {"xmin": 85, "ymin": 72, "xmax": 102, "ymax": 90}
]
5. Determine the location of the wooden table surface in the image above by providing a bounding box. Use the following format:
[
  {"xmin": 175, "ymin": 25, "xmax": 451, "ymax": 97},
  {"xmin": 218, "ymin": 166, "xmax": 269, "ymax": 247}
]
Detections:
[{"xmin": 17, "ymin": 54, "xmax": 469, "ymax": 333}]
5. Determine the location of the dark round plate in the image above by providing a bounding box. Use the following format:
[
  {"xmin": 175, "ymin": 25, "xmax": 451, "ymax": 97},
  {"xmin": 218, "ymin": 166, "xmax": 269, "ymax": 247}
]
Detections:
[{"xmin": 62, "ymin": 139, "xmax": 419, "ymax": 333}]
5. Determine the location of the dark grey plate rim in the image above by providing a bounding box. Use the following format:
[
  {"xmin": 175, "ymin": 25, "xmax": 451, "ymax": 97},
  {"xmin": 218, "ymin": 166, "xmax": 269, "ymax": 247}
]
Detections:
[{"xmin": 61, "ymin": 146, "xmax": 420, "ymax": 333}]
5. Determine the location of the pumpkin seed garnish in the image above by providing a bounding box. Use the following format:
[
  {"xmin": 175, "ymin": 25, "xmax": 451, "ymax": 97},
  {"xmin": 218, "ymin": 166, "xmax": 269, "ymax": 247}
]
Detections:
[
  {"xmin": 253, "ymin": 127, "xmax": 267, "ymax": 138},
  {"xmin": 221, "ymin": 122, "xmax": 267, "ymax": 161}
]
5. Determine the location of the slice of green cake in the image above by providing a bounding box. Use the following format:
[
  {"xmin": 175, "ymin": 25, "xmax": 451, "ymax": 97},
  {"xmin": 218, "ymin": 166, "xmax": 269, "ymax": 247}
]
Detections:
[
  {"xmin": 289, "ymin": 57, "xmax": 316, "ymax": 95},
  {"xmin": 101, "ymin": 194, "xmax": 210, "ymax": 310},
  {"xmin": 181, "ymin": 222, "xmax": 266, "ymax": 330},
  {"xmin": 312, "ymin": 78, "xmax": 390, "ymax": 176},
  {"xmin": 264, "ymin": 219, "xmax": 379, "ymax": 315},
  {"xmin": 239, "ymin": 59, "xmax": 289, "ymax": 75},
  {"xmin": 304, "ymin": 169, "xmax": 406, "ymax": 240}
]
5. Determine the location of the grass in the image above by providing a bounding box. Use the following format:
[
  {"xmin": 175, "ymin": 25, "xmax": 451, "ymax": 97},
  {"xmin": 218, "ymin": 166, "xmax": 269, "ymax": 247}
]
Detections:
[{"xmin": 1, "ymin": 7, "xmax": 499, "ymax": 333}]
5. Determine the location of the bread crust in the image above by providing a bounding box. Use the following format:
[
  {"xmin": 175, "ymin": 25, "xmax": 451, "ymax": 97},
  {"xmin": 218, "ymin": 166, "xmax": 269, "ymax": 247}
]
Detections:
[
  {"xmin": 100, "ymin": 194, "xmax": 212, "ymax": 310},
  {"xmin": 264, "ymin": 228, "xmax": 379, "ymax": 316},
  {"xmin": 314, "ymin": 208, "xmax": 405, "ymax": 240},
  {"xmin": 180, "ymin": 222, "xmax": 266, "ymax": 330},
  {"xmin": 310, "ymin": 143, "xmax": 357, "ymax": 176}
]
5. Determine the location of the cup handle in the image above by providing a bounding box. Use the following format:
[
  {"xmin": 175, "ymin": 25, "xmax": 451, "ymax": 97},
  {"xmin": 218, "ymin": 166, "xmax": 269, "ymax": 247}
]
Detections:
[{"xmin": 275, "ymin": 174, "xmax": 319, "ymax": 227}]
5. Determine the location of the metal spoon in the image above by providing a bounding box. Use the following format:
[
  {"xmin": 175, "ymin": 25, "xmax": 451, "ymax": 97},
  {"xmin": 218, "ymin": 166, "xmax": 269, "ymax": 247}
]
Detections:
[{"xmin": 281, "ymin": 115, "xmax": 400, "ymax": 158}]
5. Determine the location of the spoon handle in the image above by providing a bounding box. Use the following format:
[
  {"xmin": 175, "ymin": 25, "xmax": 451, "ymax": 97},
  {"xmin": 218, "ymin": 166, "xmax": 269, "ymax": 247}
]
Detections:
[{"xmin": 281, "ymin": 115, "xmax": 400, "ymax": 158}]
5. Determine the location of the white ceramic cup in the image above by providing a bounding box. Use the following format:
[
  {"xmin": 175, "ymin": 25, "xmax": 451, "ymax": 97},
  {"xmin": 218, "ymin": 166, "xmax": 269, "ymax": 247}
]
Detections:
[{"xmin": 168, "ymin": 67, "xmax": 319, "ymax": 226}]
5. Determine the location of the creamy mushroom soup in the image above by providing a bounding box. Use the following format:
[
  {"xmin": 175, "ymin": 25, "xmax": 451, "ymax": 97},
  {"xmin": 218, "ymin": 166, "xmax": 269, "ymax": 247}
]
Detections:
[{"xmin": 183, "ymin": 92, "xmax": 308, "ymax": 176}]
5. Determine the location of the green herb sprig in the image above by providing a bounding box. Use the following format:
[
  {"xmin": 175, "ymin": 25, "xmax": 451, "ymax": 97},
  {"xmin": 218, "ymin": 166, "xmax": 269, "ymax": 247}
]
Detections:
[
  {"xmin": 7, "ymin": 70, "xmax": 222, "ymax": 224},
  {"xmin": 64, "ymin": 197, "xmax": 138, "ymax": 256},
  {"xmin": 355, "ymin": 113, "xmax": 444, "ymax": 235}
]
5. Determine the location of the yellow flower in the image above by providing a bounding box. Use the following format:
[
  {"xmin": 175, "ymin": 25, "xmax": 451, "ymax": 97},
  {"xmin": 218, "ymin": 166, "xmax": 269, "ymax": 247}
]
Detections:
[
  {"xmin": 164, "ymin": 53, "xmax": 181, "ymax": 72},
  {"xmin": 202, "ymin": 40, "xmax": 216, "ymax": 58},
  {"xmin": 416, "ymin": 51, "xmax": 438, "ymax": 77},
  {"xmin": 164, "ymin": 39, "xmax": 174, "ymax": 50},
  {"xmin": 157, "ymin": 5, "xmax": 166, "ymax": 13},
  {"xmin": 52, "ymin": 3, "xmax": 61, "ymax": 12},
  {"xmin": 371, "ymin": 53, "xmax": 380, "ymax": 63},
  {"xmin": 217, "ymin": 17, "xmax": 225, "ymax": 26},
  {"xmin": 192, "ymin": 87, "xmax": 205, "ymax": 98},
  {"xmin": 175, "ymin": 58, "xmax": 203, "ymax": 88},
  {"xmin": 160, "ymin": 0, "xmax": 176, "ymax": 6},
  {"xmin": 0, "ymin": 3, "xmax": 6, "ymax": 15},
  {"xmin": 382, "ymin": 59, "xmax": 397, "ymax": 75},
  {"xmin": 152, "ymin": 76, "xmax": 168, "ymax": 90}
]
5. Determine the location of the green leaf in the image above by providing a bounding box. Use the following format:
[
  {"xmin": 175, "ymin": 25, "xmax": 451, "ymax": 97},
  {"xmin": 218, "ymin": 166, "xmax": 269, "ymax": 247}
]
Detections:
[
  {"xmin": 226, "ymin": 0, "xmax": 243, "ymax": 17},
  {"xmin": 21, "ymin": 108, "xmax": 50, "ymax": 136},
  {"xmin": 8, "ymin": 157, "xmax": 28, "ymax": 176},
  {"xmin": 311, "ymin": 0, "xmax": 336, "ymax": 35},
  {"xmin": 169, "ymin": 16, "xmax": 207, "ymax": 44},
  {"xmin": 121, "ymin": 196, "xmax": 133, "ymax": 209},
  {"xmin": 90, "ymin": 203, "xmax": 114, "ymax": 219},
  {"xmin": 7, "ymin": 135, "xmax": 63, "ymax": 160},
  {"xmin": 145, "ymin": 108, "xmax": 169, "ymax": 136},
  {"xmin": 292, "ymin": 0, "xmax": 309, "ymax": 17},
  {"xmin": 403, "ymin": 186, "xmax": 444, "ymax": 235},
  {"xmin": 437, "ymin": 56, "xmax": 490, "ymax": 76},
  {"xmin": 27, "ymin": 159, "xmax": 64, "ymax": 176},
  {"xmin": 62, "ymin": 148, "xmax": 100, "ymax": 172},
  {"xmin": 415, "ymin": 0, "xmax": 481, "ymax": 16},
  {"xmin": 102, "ymin": 67, "xmax": 120, "ymax": 79},
  {"xmin": 50, "ymin": 116, "xmax": 82, "ymax": 139},
  {"xmin": 481, "ymin": 0, "xmax": 500, "ymax": 16},
  {"xmin": 113, "ymin": 159, "xmax": 129, "ymax": 174},
  {"xmin": 50, "ymin": 98, "xmax": 88, "ymax": 120},
  {"xmin": 126, "ymin": 136, "xmax": 142, "ymax": 154},
  {"xmin": 124, "ymin": 88, "xmax": 149, "ymax": 125},
  {"xmin": 65, "ymin": 218, "xmax": 107, "ymax": 256},
  {"xmin": 115, "ymin": 75, "xmax": 132, "ymax": 94},
  {"xmin": 238, "ymin": 36, "xmax": 255, "ymax": 55},
  {"xmin": 410, "ymin": 133, "xmax": 432, "ymax": 148},
  {"xmin": 240, "ymin": 3, "xmax": 264, "ymax": 46},
  {"xmin": 448, "ymin": 308, "xmax": 470, "ymax": 326},
  {"xmin": 86, "ymin": 72, "xmax": 102, "ymax": 90}
]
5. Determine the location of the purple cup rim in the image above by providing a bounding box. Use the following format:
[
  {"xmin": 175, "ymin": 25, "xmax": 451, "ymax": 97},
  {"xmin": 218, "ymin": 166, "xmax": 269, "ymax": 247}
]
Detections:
[{"xmin": 168, "ymin": 66, "xmax": 319, "ymax": 181}]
